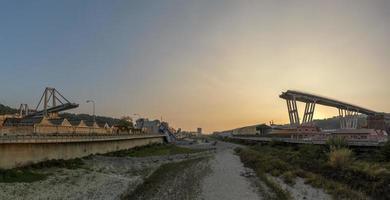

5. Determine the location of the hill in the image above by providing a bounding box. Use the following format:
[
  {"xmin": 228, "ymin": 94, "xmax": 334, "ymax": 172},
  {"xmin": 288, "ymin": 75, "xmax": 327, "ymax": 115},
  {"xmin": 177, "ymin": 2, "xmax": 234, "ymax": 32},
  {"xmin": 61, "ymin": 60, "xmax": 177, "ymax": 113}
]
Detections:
[
  {"xmin": 0, "ymin": 104, "xmax": 121, "ymax": 126},
  {"xmin": 0, "ymin": 104, "xmax": 18, "ymax": 115},
  {"xmin": 59, "ymin": 113, "xmax": 121, "ymax": 126}
]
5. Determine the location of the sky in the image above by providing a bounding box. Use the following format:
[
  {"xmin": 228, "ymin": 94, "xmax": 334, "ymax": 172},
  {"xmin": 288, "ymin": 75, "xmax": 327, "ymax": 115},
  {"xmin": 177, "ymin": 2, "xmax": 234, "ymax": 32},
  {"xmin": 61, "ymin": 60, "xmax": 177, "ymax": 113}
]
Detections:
[{"xmin": 0, "ymin": 0, "xmax": 389, "ymax": 133}]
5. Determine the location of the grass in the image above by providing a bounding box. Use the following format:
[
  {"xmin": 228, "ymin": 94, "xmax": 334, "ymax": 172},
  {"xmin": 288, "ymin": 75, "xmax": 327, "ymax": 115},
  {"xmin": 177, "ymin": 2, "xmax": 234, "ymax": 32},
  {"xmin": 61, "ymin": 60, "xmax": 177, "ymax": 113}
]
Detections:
[
  {"xmin": 281, "ymin": 171, "xmax": 295, "ymax": 185},
  {"xmin": 27, "ymin": 158, "xmax": 85, "ymax": 170},
  {"xmin": 0, "ymin": 169, "xmax": 48, "ymax": 183},
  {"xmin": 104, "ymin": 144, "xmax": 204, "ymax": 157},
  {"xmin": 0, "ymin": 158, "xmax": 85, "ymax": 183},
  {"xmin": 328, "ymin": 148, "xmax": 353, "ymax": 169},
  {"xmin": 301, "ymin": 171, "xmax": 365, "ymax": 199},
  {"xmin": 127, "ymin": 157, "xmax": 209, "ymax": 199},
  {"xmin": 236, "ymin": 145, "xmax": 370, "ymax": 200},
  {"xmin": 235, "ymin": 148, "xmax": 292, "ymax": 200}
]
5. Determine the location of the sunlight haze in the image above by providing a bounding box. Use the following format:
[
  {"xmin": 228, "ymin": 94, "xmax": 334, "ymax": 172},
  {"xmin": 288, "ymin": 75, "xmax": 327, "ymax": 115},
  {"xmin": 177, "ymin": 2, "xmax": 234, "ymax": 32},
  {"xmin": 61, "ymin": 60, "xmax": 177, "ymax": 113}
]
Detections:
[{"xmin": 0, "ymin": 0, "xmax": 389, "ymax": 133}]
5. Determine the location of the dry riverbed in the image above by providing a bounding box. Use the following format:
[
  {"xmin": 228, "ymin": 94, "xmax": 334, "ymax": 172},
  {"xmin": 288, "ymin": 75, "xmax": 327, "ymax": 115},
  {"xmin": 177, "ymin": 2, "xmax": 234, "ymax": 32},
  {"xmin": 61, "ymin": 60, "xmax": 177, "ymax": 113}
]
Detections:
[
  {"xmin": 0, "ymin": 141, "xmax": 333, "ymax": 200},
  {"xmin": 0, "ymin": 146, "xmax": 211, "ymax": 200}
]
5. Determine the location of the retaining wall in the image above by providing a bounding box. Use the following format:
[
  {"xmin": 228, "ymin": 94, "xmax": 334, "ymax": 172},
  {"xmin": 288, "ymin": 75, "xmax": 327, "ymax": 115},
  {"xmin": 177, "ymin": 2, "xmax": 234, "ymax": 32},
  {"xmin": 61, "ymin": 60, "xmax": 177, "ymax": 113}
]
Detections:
[{"xmin": 0, "ymin": 135, "xmax": 164, "ymax": 169}]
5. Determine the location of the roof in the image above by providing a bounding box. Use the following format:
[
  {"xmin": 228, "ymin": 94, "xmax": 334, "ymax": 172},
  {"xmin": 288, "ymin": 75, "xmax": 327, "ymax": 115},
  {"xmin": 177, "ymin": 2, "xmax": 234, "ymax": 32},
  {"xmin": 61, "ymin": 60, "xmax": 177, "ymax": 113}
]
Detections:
[
  {"xmin": 84, "ymin": 121, "xmax": 99, "ymax": 128},
  {"xmin": 68, "ymin": 120, "xmax": 81, "ymax": 126},
  {"xmin": 49, "ymin": 118, "xmax": 65, "ymax": 126},
  {"xmin": 234, "ymin": 123, "xmax": 271, "ymax": 130},
  {"xmin": 18, "ymin": 117, "xmax": 44, "ymax": 126},
  {"xmin": 280, "ymin": 90, "xmax": 377, "ymax": 116}
]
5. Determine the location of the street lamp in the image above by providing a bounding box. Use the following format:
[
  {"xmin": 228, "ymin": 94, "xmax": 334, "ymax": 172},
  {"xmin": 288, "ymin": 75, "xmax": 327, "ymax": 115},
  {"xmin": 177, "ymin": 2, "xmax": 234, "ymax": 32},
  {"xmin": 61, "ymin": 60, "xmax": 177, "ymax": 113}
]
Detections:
[{"xmin": 86, "ymin": 100, "xmax": 95, "ymax": 123}]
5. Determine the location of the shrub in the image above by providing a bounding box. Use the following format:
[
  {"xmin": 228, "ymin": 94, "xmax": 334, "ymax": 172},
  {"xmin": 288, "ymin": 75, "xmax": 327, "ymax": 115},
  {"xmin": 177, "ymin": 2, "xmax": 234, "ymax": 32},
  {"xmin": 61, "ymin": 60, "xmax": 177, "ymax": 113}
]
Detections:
[
  {"xmin": 295, "ymin": 145, "xmax": 327, "ymax": 171},
  {"xmin": 0, "ymin": 169, "xmax": 47, "ymax": 183},
  {"xmin": 329, "ymin": 148, "xmax": 353, "ymax": 169},
  {"xmin": 379, "ymin": 141, "xmax": 390, "ymax": 162},
  {"xmin": 327, "ymin": 136, "xmax": 348, "ymax": 150},
  {"xmin": 281, "ymin": 171, "xmax": 296, "ymax": 185}
]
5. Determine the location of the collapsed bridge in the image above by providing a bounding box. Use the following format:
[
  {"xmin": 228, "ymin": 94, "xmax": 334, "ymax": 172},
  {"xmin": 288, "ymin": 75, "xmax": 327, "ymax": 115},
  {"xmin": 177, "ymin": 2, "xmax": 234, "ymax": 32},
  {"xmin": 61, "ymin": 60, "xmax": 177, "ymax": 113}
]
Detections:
[{"xmin": 280, "ymin": 90, "xmax": 389, "ymax": 130}]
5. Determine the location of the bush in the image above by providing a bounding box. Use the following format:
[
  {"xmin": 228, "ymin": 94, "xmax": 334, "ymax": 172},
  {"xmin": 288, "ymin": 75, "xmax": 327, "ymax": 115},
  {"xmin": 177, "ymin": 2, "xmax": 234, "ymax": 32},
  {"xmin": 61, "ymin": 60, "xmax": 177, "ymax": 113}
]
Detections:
[
  {"xmin": 295, "ymin": 145, "xmax": 327, "ymax": 171},
  {"xmin": 329, "ymin": 148, "xmax": 353, "ymax": 169},
  {"xmin": 28, "ymin": 158, "xmax": 84, "ymax": 169},
  {"xmin": 379, "ymin": 141, "xmax": 390, "ymax": 162},
  {"xmin": 281, "ymin": 171, "xmax": 296, "ymax": 185},
  {"xmin": 327, "ymin": 136, "xmax": 348, "ymax": 150},
  {"xmin": 0, "ymin": 169, "xmax": 47, "ymax": 183}
]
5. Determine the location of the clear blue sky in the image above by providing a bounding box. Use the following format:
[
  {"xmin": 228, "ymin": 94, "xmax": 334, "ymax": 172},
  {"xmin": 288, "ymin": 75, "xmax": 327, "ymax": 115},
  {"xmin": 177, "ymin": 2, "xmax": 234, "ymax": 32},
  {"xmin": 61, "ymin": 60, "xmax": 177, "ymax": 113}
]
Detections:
[{"xmin": 1, "ymin": 1, "xmax": 390, "ymax": 132}]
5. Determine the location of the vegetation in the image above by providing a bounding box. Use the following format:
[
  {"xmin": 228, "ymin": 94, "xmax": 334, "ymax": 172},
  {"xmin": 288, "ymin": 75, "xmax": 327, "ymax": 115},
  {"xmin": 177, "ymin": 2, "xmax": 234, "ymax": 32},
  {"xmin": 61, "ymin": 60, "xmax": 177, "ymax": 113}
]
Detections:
[
  {"xmin": 379, "ymin": 141, "xmax": 390, "ymax": 162},
  {"xmin": 0, "ymin": 158, "xmax": 85, "ymax": 183},
  {"xmin": 115, "ymin": 117, "xmax": 134, "ymax": 132},
  {"xmin": 326, "ymin": 136, "xmax": 348, "ymax": 150},
  {"xmin": 59, "ymin": 113, "xmax": 121, "ymax": 126},
  {"xmin": 27, "ymin": 158, "xmax": 85, "ymax": 170},
  {"xmin": 127, "ymin": 157, "xmax": 208, "ymax": 200},
  {"xmin": 235, "ymin": 141, "xmax": 390, "ymax": 200},
  {"xmin": 235, "ymin": 148, "xmax": 292, "ymax": 200},
  {"xmin": 103, "ymin": 144, "xmax": 204, "ymax": 157},
  {"xmin": 328, "ymin": 148, "xmax": 353, "ymax": 169},
  {"xmin": 0, "ymin": 169, "xmax": 47, "ymax": 183},
  {"xmin": 0, "ymin": 104, "xmax": 17, "ymax": 115}
]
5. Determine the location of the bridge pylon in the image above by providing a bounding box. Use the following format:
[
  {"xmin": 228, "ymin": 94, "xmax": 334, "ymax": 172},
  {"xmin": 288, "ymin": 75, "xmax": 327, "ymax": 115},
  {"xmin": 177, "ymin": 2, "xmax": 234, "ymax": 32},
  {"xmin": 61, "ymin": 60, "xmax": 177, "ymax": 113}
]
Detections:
[
  {"xmin": 25, "ymin": 87, "xmax": 79, "ymax": 118},
  {"xmin": 339, "ymin": 108, "xmax": 359, "ymax": 129},
  {"xmin": 18, "ymin": 104, "xmax": 29, "ymax": 117},
  {"xmin": 280, "ymin": 90, "xmax": 377, "ymax": 129},
  {"xmin": 286, "ymin": 98, "xmax": 316, "ymax": 127}
]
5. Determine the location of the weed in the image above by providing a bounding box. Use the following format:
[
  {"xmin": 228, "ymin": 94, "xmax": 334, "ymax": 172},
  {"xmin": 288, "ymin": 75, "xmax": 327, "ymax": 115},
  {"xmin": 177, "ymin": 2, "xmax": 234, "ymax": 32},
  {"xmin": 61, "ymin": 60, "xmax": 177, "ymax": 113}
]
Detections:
[
  {"xmin": 104, "ymin": 144, "xmax": 204, "ymax": 157},
  {"xmin": 326, "ymin": 136, "xmax": 348, "ymax": 150},
  {"xmin": 0, "ymin": 169, "xmax": 47, "ymax": 183},
  {"xmin": 328, "ymin": 148, "xmax": 353, "ymax": 169},
  {"xmin": 281, "ymin": 171, "xmax": 295, "ymax": 185},
  {"xmin": 127, "ymin": 157, "xmax": 209, "ymax": 200}
]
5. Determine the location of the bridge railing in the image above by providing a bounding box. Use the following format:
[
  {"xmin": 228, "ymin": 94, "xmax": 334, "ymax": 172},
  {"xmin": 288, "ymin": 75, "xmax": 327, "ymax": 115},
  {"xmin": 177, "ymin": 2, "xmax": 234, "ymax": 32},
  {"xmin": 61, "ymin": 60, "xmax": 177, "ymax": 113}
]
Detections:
[{"xmin": 0, "ymin": 133, "xmax": 164, "ymax": 144}]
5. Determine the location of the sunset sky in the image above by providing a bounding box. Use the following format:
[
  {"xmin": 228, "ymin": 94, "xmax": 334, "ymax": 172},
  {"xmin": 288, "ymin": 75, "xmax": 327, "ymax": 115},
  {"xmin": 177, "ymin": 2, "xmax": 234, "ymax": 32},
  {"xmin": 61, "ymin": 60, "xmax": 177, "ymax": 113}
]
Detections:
[{"xmin": 0, "ymin": 0, "xmax": 389, "ymax": 133}]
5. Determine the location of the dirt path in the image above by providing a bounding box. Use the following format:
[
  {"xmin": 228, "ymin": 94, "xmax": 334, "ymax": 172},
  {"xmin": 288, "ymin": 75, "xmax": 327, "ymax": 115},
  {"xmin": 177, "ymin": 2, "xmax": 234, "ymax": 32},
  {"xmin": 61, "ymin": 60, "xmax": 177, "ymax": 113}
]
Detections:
[{"xmin": 197, "ymin": 141, "xmax": 262, "ymax": 200}]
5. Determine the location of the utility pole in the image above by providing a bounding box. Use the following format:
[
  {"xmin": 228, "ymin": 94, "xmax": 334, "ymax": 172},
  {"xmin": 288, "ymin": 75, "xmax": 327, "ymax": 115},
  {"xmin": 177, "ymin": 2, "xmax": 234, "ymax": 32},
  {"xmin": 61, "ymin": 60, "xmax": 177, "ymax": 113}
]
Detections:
[{"xmin": 86, "ymin": 100, "xmax": 95, "ymax": 123}]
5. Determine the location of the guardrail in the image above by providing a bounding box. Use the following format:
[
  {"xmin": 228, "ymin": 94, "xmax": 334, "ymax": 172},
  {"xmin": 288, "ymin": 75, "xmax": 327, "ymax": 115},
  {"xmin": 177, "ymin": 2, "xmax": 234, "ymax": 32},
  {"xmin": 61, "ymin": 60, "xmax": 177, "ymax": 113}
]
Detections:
[{"xmin": 0, "ymin": 134, "xmax": 165, "ymax": 144}]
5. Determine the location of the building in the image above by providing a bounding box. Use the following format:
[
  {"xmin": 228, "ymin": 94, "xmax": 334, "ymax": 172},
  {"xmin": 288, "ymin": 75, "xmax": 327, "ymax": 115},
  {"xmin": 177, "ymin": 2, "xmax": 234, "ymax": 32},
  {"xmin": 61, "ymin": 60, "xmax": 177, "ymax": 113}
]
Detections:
[
  {"xmin": 135, "ymin": 118, "xmax": 161, "ymax": 134},
  {"xmin": 197, "ymin": 128, "xmax": 202, "ymax": 136},
  {"xmin": 1, "ymin": 116, "xmax": 113, "ymax": 135},
  {"xmin": 231, "ymin": 124, "xmax": 272, "ymax": 136}
]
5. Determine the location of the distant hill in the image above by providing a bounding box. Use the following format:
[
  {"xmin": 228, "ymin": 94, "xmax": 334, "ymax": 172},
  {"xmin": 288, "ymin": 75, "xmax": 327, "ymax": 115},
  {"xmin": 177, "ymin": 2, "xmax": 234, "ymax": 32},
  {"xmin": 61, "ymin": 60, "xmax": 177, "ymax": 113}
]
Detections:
[
  {"xmin": 59, "ymin": 113, "xmax": 121, "ymax": 126},
  {"xmin": 0, "ymin": 104, "xmax": 121, "ymax": 126},
  {"xmin": 0, "ymin": 104, "xmax": 18, "ymax": 115},
  {"xmin": 313, "ymin": 116, "xmax": 367, "ymax": 130}
]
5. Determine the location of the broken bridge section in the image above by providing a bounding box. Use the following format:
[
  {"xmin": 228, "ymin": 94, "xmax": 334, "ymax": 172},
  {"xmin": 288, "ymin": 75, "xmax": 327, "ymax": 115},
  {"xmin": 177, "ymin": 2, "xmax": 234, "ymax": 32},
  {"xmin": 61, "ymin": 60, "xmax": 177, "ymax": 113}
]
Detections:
[
  {"xmin": 26, "ymin": 87, "xmax": 79, "ymax": 118},
  {"xmin": 280, "ymin": 90, "xmax": 379, "ymax": 129}
]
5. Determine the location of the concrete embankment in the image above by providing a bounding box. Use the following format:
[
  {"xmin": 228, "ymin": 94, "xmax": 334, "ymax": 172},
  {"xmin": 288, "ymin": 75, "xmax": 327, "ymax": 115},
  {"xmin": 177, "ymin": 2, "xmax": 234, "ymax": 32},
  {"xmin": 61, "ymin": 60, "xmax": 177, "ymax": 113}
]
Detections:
[{"xmin": 0, "ymin": 135, "xmax": 164, "ymax": 169}]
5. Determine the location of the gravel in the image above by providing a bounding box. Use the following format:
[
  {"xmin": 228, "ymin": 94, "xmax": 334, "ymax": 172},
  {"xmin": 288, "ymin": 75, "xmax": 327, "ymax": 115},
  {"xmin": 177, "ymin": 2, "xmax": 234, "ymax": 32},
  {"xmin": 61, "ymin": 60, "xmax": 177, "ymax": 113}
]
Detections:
[
  {"xmin": 197, "ymin": 141, "xmax": 263, "ymax": 200},
  {"xmin": 0, "ymin": 152, "xmax": 210, "ymax": 200},
  {"xmin": 268, "ymin": 176, "xmax": 331, "ymax": 200}
]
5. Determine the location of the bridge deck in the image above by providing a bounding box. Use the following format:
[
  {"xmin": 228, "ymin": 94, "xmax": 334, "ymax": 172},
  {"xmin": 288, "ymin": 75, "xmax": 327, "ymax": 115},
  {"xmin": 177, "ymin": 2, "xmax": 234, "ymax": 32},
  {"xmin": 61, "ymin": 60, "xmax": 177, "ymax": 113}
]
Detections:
[{"xmin": 280, "ymin": 90, "xmax": 377, "ymax": 115}]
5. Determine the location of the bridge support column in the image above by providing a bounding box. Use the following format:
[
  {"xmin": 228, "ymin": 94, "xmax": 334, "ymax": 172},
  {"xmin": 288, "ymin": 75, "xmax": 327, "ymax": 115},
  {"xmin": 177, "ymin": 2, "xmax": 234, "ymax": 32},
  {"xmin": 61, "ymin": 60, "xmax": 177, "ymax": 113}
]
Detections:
[
  {"xmin": 339, "ymin": 108, "xmax": 359, "ymax": 129},
  {"xmin": 286, "ymin": 98, "xmax": 300, "ymax": 126},
  {"xmin": 302, "ymin": 102, "xmax": 316, "ymax": 125}
]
